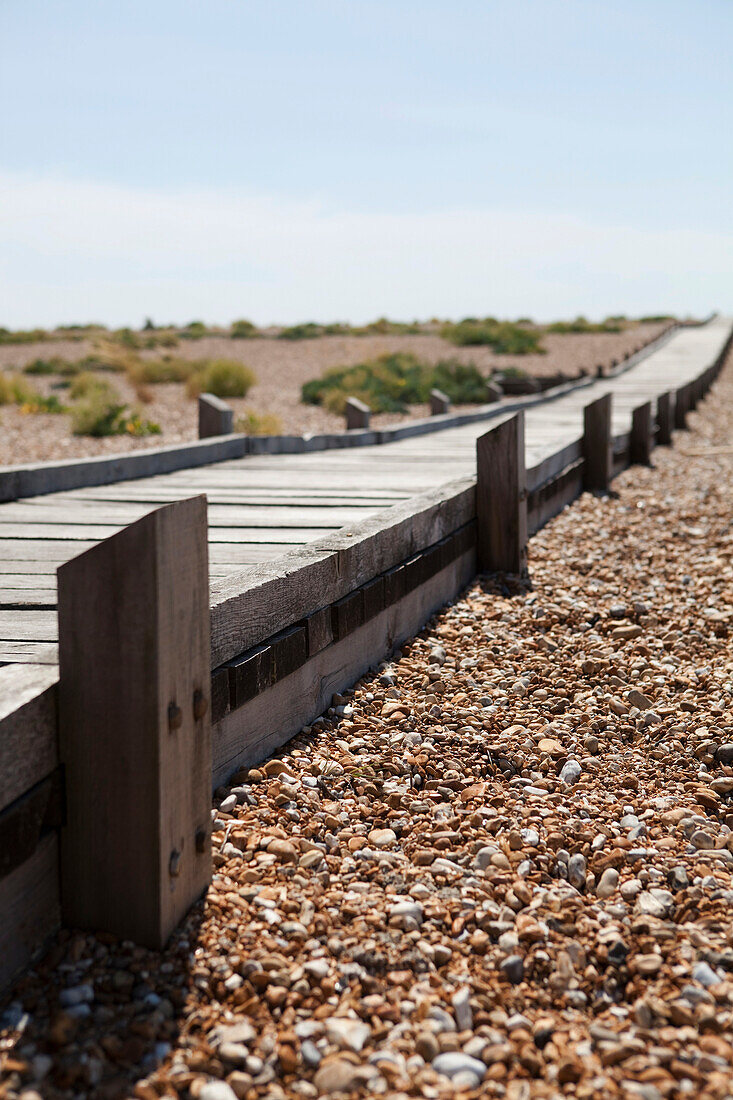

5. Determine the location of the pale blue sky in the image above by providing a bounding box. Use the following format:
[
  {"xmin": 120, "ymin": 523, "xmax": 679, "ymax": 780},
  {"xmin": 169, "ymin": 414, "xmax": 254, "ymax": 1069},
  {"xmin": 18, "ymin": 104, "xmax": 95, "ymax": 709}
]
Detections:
[{"xmin": 2, "ymin": 0, "xmax": 732, "ymax": 327}]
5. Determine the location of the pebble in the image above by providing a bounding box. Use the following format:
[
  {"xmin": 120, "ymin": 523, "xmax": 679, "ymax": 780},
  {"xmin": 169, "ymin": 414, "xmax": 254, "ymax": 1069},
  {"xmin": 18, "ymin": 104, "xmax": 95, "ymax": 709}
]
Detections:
[
  {"xmin": 692, "ymin": 961, "xmax": 721, "ymax": 988},
  {"xmin": 451, "ymin": 986, "xmax": 473, "ymax": 1031},
  {"xmin": 432, "ymin": 1052, "xmax": 487, "ymax": 1081},
  {"xmin": 596, "ymin": 868, "xmax": 620, "ymax": 898},
  {"xmin": 324, "ymin": 1017, "xmax": 371, "ymax": 1053},
  {"xmin": 199, "ymin": 1083, "xmax": 239, "ymax": 1100},
  {"xmin": 500, "ymin": 955, "xmax": 525, "ymax": 984},
  {"xmin": 560, "ymin": 760, "xmax": 582, "ymax": 786},
  {"xmin": 568, "ymin": 852, "xmax": 587, "ymax": 889}
]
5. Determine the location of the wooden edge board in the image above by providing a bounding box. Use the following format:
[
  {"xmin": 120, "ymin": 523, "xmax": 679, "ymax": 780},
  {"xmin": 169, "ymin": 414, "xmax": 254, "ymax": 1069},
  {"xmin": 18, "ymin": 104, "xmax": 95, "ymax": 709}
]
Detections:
[
  {"xmin": 209, "ymin": 476, "xmax": 476, "ymax": 666},
  {"xmin": 0, "ymin": 665, "xmax": 58, "ymax": 812}
]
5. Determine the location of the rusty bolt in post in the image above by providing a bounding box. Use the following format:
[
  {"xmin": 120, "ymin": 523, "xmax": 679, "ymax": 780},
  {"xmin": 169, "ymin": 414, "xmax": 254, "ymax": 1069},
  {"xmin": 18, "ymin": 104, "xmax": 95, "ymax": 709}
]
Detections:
[
  {"xmin": 167, "ymin": 702, "xmax": 183, "ymax": 732},
  {"xmin": 169, "ymin": 849, "xmax": 182, "ymax": 877},
  {"xmin": 195, "ymin": 828, "xmax": 207, "ymax": 854},
  {"xmin": 193, "ymin": 689, "xmax": 208, "ymax": 721}
]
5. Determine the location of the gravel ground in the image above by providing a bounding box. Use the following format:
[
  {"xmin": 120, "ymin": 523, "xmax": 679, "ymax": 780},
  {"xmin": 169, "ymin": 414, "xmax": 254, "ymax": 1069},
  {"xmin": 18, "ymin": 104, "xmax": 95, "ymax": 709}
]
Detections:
[
  {"xmin": 2, "ymin": 346, "xmax": 732, "ymax": 1100},
  {"xmin": 0, "ymin": 325, "xmax": 667, "ymax": 466}
]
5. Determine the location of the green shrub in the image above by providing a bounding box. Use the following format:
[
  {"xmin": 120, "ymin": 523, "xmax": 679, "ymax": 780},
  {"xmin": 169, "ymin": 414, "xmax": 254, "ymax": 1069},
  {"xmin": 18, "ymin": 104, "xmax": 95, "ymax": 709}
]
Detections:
[
  {"xmin": 360, "ymin": 317, "xmax": 422, "ymax": 335},
  {"xmin": 441, "ymin": 319, "xmax": 544, "ymax": 354},
  {"xmin": 0, "ymin": 373, "xmax": 34, "ymax": 404},
  {"xmin": 129, "ymin": 356, "xmax": 194, "ymax": 384},
  {"xmin": 123, "ymin": 414, "xmax": 162, "ymax": 437},
  {"xmin": 278, "ymin": 322, "xmax": 323, "ymax": 340},
  {"xmin": 23, "ymin": 356, "xmax": 80, "ymax": 376},
  {"xmin": 236, "ymin": 408, "xmax": 284, "ymax": 435},
  {"xmin": 431, "ymin": 359, "xmax": 491, "ymax": 403},
  {"xmin": 186, "ymin": 359, "xmax": 256, "ymax": 398},
  {"xmin": 180, "ymin": 321, "xmax": 208, "ymax": 339},
  {"xmin": 19, "ymin": 394, "xmax": 67, "ymax": 414},
  {"xmin": 68, "ymin": 372, "xmax": 115, "ymax": 400},
  {"xmin": 639, "ymin": 314, "xmax": 674, "ymax": 323},
  {"xmin": 546, "ymin": 317, "xmax": 622, "ymax": 334},
  {"xmin": 0, "ymin": 327, "xmax": 49, "ymax": 345},
  {"xmin": 78, "ymin": 344, "xmax": 130, "ymax": 372},
  {"xmin": 231, "ymin": 319, "xmax": 258, "ymax": 339},
  {"xmin": 302, "ymin": 353, "xmax": 491, "ymax": 415},
  {"xmin": 70, "ymin": 390, "xmax": 128, "ymax": 436},
  {"xmin": 70, "ymin": 385, "xmax": 161, "ymax": 437}
]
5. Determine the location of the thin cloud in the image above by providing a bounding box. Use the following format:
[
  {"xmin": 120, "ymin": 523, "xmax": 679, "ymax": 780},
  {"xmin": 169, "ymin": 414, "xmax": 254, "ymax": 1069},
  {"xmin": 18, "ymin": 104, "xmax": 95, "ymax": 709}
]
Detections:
[{"xmin": 0, "ymin": 172, "xmax": 728, "ymax": 327}]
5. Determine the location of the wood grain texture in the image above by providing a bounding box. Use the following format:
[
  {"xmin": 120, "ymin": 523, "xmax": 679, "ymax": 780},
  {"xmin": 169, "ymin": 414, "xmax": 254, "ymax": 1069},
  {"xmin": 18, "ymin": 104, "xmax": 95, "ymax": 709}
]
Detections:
[
  {"xmin": 0, "ymin": 833, "xmax": 60, "ymax": 993},
  {"xmin": 583, "ymin": 393, "xmax": 613, "ymax": 490},
  {"xmin": 58, "ymin": 496, "xmax": 212, "ymax": 949},
  {"xmin": 209, "ymin": 477, "xmax": 476, "ymax": 667},
  {"xmin": 476, "ymin": 413, "xmax": 527, "ymax": 575},
  {"xmin": 0, "ymin": 665, "xmax": 58, "ymax": 812}
]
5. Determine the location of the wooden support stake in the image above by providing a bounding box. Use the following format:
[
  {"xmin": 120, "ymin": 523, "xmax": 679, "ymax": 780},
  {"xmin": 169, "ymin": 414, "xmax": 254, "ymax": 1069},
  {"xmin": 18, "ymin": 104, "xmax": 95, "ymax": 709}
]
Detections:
[
  {"xmin": 429, "ymin": 388, "xmax": 451, "ymax": 416},
  {"xmin": 345, "ymin": 397, "xmax": 370, "ymax": 431},
  {"xmin": 583, "ymin": 393, "xmax": 613, "ymax": 490},
  {"xmin": 476, "ymin": 412, "xmax": 527, "ymax": 575},
  {"xmin": 58, "ymin": 497, "xmax": 212, "ymax": 949},
  {"xmin": 674, "ymin": 384, "xmax": 689, "ymax": 429},
  {"xmin": 630, "ymin": 401, "xmax": 653, "ymax": 465},
  {"xmin": 656, "ymin": 391, "xmax": 672, "ymax": 446},
  {"xmin": 198, "ymin": 393, "xmax": 234, "ymax": 439}
]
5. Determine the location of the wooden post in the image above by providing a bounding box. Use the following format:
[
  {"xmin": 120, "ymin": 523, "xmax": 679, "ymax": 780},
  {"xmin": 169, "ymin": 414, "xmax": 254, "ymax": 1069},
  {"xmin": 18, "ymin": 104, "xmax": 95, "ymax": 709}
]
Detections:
[
  {"xmin": 199, "ymin": 393, "xmax": 234, "ymax": 439},
  {"xmin": 630, "ymin": 401, "xmax": 652, "ymax": 465},
  {"xmin": 57, "ymin": 497, "xmax": 212, "ymax": 949},
  {"xmin": 429, "ymin": 388, "xmax": 451, "ymax": 416},
  {"xmin": 657, "ymin": 391, "xmax": 672, "ymax": 446},
  {"xmin": 674, "ymin": 384, "xmax": 688, "ymax": 429},
  {"xmin": 583, "ymin": 393, "xmax": 613, "ymax": 491},
  {"xmin": 476, "ymin": 412, "xmax": 527, "ymax": 575},
  {"xmin": 345, "ymin": 397, "xmax": 370, "ymax": 430}
]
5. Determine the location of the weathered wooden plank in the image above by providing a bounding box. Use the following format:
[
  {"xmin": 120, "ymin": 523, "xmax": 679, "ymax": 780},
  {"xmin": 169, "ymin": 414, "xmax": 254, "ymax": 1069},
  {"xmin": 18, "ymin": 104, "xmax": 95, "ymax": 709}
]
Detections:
[
  {"xmin": 527, "ymin": 464, "xmax": 584, "ymax": 537},
  {"xmin": 476, "ymin": 413, "xmax": 527, "ymax": 575},
  {"xmin": 0, "ymin": 641, "xmax": 58, "ymax": 664},
  {"xmin": 58, "ymin": 497, "xmax": 211, "ymax": 949},
  {"xmin": 199, "ymin": 393, "xmax": 234, "ymax": 439},
  {"xmin": 213, "ymin": 547, "xmax": 475, "ymax": 785},
  {"xmin": 0, "ymin": 611, "xmax": 58, "ymax": 641},
  {"xmin": 526, "ymin": 438, "xmax": 583, "ymax": 495},
  {"xmin": 630, "ymin": 401, "xmax": 653, "ymax": 465},
  {"xmin": 0, "ymin": 665, "xmax": 58, "ymax": 812},
  {"xmin": 657, "ymin": 391, "xmax": 673, "ymax": 446},
  {"xmin": 0, "ymin": 574, "xmax": 58, "ymax": 590},
  {"xmin": 0, "ymin": 591, "xmax": 57, "ymax": 609},
  {"xmin": 0, "ymin": 834, "xmax": 60, "ymax": 993},
  {"xmin": 0, "ymin": 541, "xmax": 96, "ymax": 562},
  {"xmin": 1, "ymin": 501, "xmax": 378, "ymax": 528},
  {"xmin": 209, "ymin": 476, "xmax": 476, "ymax": 667},
  {"xmin": 0, "ymin": 523, "xmax": 337, "ymax": 544},
  {"xmin": 583, "ymin": 394, "xmax": 612, "ymax": 490},
  {"xmin": 0, "ymin": 436, "xmax": 248, "ymax": 503}
]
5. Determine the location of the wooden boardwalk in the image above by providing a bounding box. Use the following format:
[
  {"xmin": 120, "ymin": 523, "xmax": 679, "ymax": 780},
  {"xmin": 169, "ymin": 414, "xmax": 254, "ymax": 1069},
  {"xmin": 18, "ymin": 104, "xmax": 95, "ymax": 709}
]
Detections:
[{"xmin": 0, "ymin": 316, "xmax": 729, "ymax": 669}]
